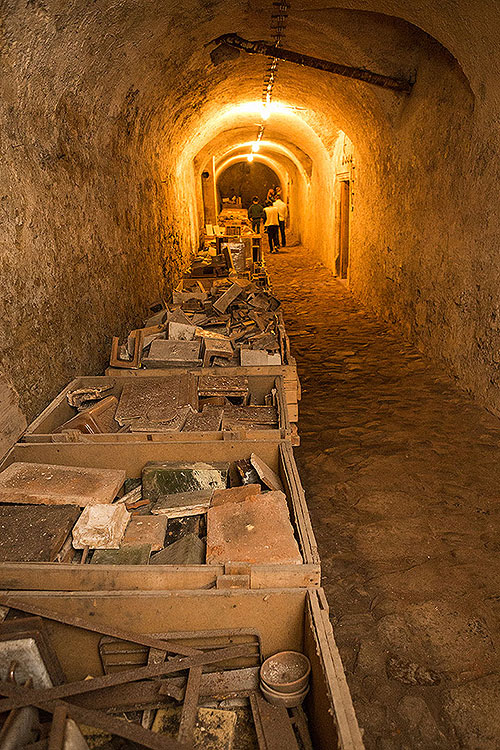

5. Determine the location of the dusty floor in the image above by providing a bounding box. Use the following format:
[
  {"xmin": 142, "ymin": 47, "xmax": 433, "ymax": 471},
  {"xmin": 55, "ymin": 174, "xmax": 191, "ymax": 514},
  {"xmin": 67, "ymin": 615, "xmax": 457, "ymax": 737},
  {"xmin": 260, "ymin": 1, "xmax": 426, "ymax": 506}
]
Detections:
[{"xmin": 267, "ymin": 247, "xmax": 500, "ymax": 750}]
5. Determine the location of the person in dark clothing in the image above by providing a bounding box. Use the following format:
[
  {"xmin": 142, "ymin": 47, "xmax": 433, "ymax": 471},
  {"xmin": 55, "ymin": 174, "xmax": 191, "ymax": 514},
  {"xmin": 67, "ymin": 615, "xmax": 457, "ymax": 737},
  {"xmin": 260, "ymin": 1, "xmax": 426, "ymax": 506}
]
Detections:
[
  {"xmin": 247, "ymin": 196, "xmax": 265, "ymax": 233},
  {"xmin": 263, "ymin": 201, "xmax": 280, "ymax": 253}
]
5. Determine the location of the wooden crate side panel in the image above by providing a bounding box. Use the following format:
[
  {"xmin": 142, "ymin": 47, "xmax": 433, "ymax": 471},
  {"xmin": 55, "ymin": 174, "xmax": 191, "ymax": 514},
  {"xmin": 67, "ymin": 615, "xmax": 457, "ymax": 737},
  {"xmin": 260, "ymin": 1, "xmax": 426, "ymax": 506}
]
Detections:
[
  {"xmin": 305, "ymin": 590, "xmax": 365, "ymax": 750},
  {"xmin": 280, "ymin": 442, "xmax": 320, "ymax": 565}
]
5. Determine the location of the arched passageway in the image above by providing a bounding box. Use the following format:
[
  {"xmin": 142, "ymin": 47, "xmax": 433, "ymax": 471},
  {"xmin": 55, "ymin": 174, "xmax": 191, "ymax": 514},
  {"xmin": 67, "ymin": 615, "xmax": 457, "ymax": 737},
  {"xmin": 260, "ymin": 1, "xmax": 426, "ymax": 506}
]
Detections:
[{"xmin": 2, "ymin": 3, "xmax": 500, "ymax": 748}]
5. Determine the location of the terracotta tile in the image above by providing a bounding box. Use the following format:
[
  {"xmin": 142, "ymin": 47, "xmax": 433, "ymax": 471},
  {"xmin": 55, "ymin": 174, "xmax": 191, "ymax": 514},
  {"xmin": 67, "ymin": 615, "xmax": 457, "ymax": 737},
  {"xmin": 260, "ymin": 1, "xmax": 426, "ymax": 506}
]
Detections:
[
  {"xmin": 206, "ymin": 491, "xmax": 302, "ymax": 565},
  {"xmin": 122, "ymin": 515, "xmax": 167, "ymax": 551},
  {"xmin": 211, "ymin": 484, "xmax": 262, "ymax": 507}
]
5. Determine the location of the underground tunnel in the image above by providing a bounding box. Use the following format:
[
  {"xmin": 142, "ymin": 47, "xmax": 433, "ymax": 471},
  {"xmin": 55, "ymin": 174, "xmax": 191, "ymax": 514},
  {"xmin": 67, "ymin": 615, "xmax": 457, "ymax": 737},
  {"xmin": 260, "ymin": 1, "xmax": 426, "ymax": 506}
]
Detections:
[{"xmin": 1, "ymin": 2, "xmax": 500, "ymax": 749}]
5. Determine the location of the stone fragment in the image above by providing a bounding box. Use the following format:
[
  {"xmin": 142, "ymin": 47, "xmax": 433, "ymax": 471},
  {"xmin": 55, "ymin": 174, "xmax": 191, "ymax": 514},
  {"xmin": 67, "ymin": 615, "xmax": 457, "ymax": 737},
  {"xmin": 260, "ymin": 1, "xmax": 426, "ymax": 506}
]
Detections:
[
  {"xmin": 72, "ymin": 503, "xmax": 130, "ymax": 549},
  {"xmin": 386, "ymin": 654, "xmax": 441, "ymax": 685},
  {"xmin": 150, "ymin": 534, "xmax": 205, "ymax": 565},
  {"xmin": 143, "ymin": 462, "xmax": 228, "ymax": 501},
  {"xmin": 213, "ymin": 282, "xmax": 244, "ymax": 313},
  {"xmin": 198, "ymin": 375, "xmax": 249, "ymax": 398},
  {"xmin": 203, "ymin": 338, "xmax": 234, "ymax": 366},
  {"xmin": 211, "ymin": 484, "xmax": 261, "ymax": 507},
  {"xmin": 121, "ymin": 515, "xmax": 167, "ymax": 551},
  {"xmin": 55, "ymin": 396, "xmax": 120, "ymax": 434},
  {"xmin": 168, "ymin": 321, "xmax": 197, "ymax": 340},
  {"xmin": 182, "ymin": 406, "xmax": 223, "ymax": 432},
  {"xmin": 115, "ymin": 376, "xmax": 197, "ymax": 429},
  {"xmin": 250, "ymin": 453, "xmax": 284, "ymax": 491},
  {"xmin": 142, "ymin": 339, "xmax": 202, "ymax": 368},
  {"xmin": 91, "ymin": 544, "xmax": 151, "ymax": 565},
  {"xmin": 151, "ymin": 489, "xmax": 213, "ymax": 518},
  {"xmin": 206, "ymin": 491, "xmax": 302, "ymax": 565},
  {"xmin": 240, "ymin": 349, "xmax": 274, "ymax": 366},
  {"xmin": 194, "ymin": 707, "xmax": 237, "ymax": 750},
  {"xmin": 0, "ymin": 463, "xmax": 125, "ymax": 507},
  {"xmin": 66, "ymin": 385, "xmax": 113, "ymax": 410}
]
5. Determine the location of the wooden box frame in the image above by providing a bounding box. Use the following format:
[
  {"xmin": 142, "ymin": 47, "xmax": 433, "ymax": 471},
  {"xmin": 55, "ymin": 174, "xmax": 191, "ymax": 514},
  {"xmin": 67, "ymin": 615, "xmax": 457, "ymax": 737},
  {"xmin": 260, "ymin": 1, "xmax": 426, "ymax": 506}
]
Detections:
[{"xmin": 0, "ymin": 440, "xmax": 319, "ymax": 589}]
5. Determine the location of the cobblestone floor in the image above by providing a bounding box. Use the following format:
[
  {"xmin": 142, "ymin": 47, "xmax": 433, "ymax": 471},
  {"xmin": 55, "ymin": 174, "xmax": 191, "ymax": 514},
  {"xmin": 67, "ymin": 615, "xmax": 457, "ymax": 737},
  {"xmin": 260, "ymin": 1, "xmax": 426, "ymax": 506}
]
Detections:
[{"xmin": 267, "ymin": 246, "xmax": 500, "ymax": 750}]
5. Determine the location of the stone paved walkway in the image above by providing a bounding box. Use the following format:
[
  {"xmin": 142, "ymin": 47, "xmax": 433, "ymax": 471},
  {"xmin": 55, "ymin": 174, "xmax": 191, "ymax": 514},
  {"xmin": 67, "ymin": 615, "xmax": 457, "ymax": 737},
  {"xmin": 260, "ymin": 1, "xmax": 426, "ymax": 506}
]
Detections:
[{"xmin": 267, "ymin": 247, "xmax": 500, "ymax": 750}]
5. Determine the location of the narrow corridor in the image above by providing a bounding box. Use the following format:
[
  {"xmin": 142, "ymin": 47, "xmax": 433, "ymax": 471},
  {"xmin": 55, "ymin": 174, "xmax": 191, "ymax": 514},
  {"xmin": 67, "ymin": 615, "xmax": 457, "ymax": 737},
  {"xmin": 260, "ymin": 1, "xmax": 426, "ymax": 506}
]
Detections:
[{"xmin": 268, "ymin": 247, "xmax": 500, "ymax": 750}]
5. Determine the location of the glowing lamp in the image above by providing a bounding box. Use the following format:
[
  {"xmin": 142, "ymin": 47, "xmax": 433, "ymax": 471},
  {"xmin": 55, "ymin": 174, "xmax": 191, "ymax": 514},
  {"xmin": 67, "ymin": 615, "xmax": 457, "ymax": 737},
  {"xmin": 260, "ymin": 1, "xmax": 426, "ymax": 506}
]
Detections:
[
  {"xmin": 247, "ymin": 154, "xmax": 254, "ymax": 162},
  {"xmin": 251, "ymin": 142, "xmax": 260, "ymax": 153}
]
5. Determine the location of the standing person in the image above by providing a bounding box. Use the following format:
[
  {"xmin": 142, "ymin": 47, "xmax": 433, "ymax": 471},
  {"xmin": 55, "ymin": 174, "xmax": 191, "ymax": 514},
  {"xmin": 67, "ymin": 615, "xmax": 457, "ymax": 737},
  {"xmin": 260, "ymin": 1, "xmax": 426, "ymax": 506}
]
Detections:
[
  {"xmin": 273, "ymin": 194, "xmax": 287, "ymax": 247},
  {"xmin": 263, "ymin": 201, "xmax": 280, "ymax": 254},
  {"xmin": 266, "ymin": 186, "xmax": 276, "ymax": 204},
  {"xmin": 247, "ymin": 196, "xmax": 265, "ymax": 233}
]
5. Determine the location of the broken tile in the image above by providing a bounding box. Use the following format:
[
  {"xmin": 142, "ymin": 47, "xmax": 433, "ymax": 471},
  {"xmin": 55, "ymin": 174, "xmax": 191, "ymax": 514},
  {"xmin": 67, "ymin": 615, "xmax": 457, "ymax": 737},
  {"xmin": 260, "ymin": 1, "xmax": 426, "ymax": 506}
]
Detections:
[
  {"xmin": 182, "ymin": 406, "xmax": 223, "ymax": 432},
  {"xmin": 223, "ymin": 406, "xmax": 278, "ymax": 426},
  {"xmin": 202, "ymin": 338, "xmax": 234, "ymax": 366},
  {"xmin": 0, "ymin": 505, "xmax": 80, "ymax": 562},
  {"xmin": 213, "ymin": 282, "xmax": 244, "ymax": 313},
  {"xmin": 72, "ymin": 503, "xmax": 130, "ymax": 549},
  {"xmin": 66, "ymin": 386, "xmax": 113, "ymax": 410},
  {"xmin": 206, "ymin": 492, "xmax": 302, "ymax": 565},
  {"xmin": 114, "ymin": 376, "xmax": 197, "ymax": 430},
  {"xmin": 91, "ymin": 544, "xmax": 151, "ymax": 565},
  {"xmin": 142, "ymin": 339, "xmax": 202, "ymax": 368},
  {"xmin": 142, "ymin": 462, "xmax": 228, "ymax": 502},
  {"xmin": 234, "ymin": 459, "xmax": 261, "ymax": 485},
  {"xmin": 168, "ymin": 321, "xmax": 197, "ymax": 340},
  {"xmin": 150, "ymin": 534, "xmax": 205, "ymax": 565},
  {"xmin": 240, "ymin": 349, "xmax": 282, "ymax": 366},
  {"xmin": 122, "ymin": 515, "xmax": 167, "ymax": 551},
  {"xmin": 198, "ymin": 375, "xmax": 249, "ymax": 398},
  {"xmin": 211, "ymin": 484, "xmax": 261, "ymax": 507},
  {"xmin": 151, "ymin": 489, "xmax": 213, "ymax": 518},
  {"xmin": 55, "ymin": 396, "xmax": 120, "ymax": 434},
  {"xmin": 250, "ymin": 453, "xmax": 284, "ymax": 491},
  {"xmin": 0, "ymin": 463, "xmax": 125, "ymax": 507}
]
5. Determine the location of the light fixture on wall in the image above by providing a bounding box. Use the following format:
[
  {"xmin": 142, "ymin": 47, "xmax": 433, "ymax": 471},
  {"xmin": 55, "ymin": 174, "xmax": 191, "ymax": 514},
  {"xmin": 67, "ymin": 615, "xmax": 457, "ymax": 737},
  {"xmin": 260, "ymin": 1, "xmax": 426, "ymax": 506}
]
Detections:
[
  {"xmin": 246, "ymin": 154, "xmax": 254, "ymax": 162},
  {"xmin": 251, "ymin": 142, "xmax": 260, "ymax": 153}
]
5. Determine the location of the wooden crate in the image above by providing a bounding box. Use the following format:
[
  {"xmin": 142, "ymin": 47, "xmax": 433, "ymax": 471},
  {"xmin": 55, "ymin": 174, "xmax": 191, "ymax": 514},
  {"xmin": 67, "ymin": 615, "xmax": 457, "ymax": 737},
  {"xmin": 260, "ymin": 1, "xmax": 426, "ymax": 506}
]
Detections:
[
  {"xmin": 0, "ymin": 439, "xmax": 319, "ymax": 588},
  {"xmin": 0, "ymin": 586, "xmax": 364, "ymax": 749},
  {"xmin": 21, "ymin": 374, "xmax": 292, "ymax": 444},
  {"xmin": 104, "ymin": 364, "xmax": 300, "ymax": 438}
]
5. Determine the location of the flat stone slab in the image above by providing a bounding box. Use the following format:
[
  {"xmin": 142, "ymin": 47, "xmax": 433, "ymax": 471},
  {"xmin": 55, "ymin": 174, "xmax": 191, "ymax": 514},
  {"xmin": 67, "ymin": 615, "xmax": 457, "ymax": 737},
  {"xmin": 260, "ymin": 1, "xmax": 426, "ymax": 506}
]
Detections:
[
  {"xmin": 212, "ymin": 484, "xmax": 262, "ymax": 507},
  {"xmin": 0, "ymin": 463, "xmax": 125, "ymax": 507},
  {"xmin": 182, "ymin": 406, "xmax": 223, "ymax": 432},
  {"xmin": 0, "ymin": 505, "xmax": 80, "ymax": 562},
  {"xmin": 151, "ymin": 489, "xmax": 213, "ymax": 518},
  {"xmin": 91, "ymin": 544, "xmax": 151, "ymax": 565},
  {"xmin": 72, "ymin": 503, "xmax": 130, "ymax": 549},
  {"xmin": 150, "ymin": 533, "xmax": 205, "ymax": 565},
  {"xmin": 250, "ymin": 453, "xmax": 284, "ymax": 491},
  {"xmin": 206, "ymin": 491, "xmax": 302, "ymax": 565},
  {"xmin": 143, "ymin": 462, "xmax": 228, "ymax": 501},
  {"xmin": 115, "ymin": 376, "xmax": 197, "ymax": 429},
  {"xmin": 121, "ymin": 515, "xmax": 167, "ymax": 551},
  {"xmin": 143, "ymin": 339, "xmax": 202, "ymax": 368}
]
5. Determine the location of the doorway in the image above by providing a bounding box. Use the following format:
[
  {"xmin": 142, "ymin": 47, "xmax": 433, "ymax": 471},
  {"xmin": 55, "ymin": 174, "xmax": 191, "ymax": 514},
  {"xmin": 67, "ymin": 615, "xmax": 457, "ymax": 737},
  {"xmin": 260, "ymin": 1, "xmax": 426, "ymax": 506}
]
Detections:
[{"xmin": 339, "ymin": 179, "xmax": 350, "ymax": 279}]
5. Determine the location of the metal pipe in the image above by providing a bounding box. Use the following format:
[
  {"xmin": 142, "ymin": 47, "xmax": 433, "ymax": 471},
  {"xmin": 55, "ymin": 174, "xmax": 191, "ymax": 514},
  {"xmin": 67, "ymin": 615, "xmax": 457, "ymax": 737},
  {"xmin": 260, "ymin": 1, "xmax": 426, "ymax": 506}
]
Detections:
[{"xmin": 210, "ymin": 33, "xmax": 413, "ymax": 93}]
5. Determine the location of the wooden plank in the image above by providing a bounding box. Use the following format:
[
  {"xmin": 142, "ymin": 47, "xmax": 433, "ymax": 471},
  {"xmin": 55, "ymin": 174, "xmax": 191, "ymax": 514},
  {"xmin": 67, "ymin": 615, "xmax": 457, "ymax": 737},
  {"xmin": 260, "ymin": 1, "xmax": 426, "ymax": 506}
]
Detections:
[
  {"xmin": 0, "ymin": 563, "xmax": 320, "ymax": 591},
  {"xmin": 279, "ymin": 443, "xmax": 320, "ymax": 565},
  {"xmin": 306, "ymin": 590, "xmax": 365, "ymax": 750}
]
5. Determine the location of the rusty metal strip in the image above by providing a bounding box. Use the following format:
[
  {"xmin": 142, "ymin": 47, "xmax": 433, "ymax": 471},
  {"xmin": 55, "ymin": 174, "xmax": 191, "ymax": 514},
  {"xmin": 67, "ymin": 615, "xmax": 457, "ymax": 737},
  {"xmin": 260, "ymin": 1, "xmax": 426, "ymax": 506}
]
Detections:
[
  {"xmin": 69, "ymin": 679, "xmax": 183, "ymax": 711},
  {"xmin": 177, "ymin": 666, "xmax": 202, "ymax": 745},
  {"xmin": 0, "ymin": 596, "xmax": 199, "ymax": 656},
  {"xmin": 0, "ymin": 643, "xmax": 255, "ymax": 713},
  {"xmin": 48, "ymin": 704, "xmax": 67, "ymax": 750},
  {"xmin": 0, "ymin": 682, "xmax": 190, "ymax": 750}
]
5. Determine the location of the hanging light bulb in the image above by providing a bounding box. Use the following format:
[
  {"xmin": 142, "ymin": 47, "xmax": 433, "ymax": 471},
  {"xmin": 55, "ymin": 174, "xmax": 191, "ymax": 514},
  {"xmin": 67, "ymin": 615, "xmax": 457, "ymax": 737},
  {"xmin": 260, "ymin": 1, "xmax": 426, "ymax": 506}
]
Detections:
[{"xmin": 247, "ymin": 154, "xmax": 254, "ymax": 162}]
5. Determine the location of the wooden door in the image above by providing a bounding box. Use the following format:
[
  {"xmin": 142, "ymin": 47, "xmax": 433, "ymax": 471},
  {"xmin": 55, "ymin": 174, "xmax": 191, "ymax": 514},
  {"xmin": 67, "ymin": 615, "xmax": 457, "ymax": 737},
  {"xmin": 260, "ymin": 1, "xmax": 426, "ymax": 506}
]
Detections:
[{"xmin": 339, "ymin": 180, "xmax": 350, "ymax": 279}]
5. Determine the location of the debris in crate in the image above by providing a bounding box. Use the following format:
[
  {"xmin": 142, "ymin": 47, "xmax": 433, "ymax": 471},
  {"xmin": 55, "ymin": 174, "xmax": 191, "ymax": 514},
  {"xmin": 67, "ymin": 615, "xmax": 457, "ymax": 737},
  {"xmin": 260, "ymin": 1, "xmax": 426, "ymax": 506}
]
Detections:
[
  {"xmin": 0, "ymin": 463, "xmax": 125, "ymax": 507},
  {"xmin": 182, "ymin": 405, "xmax": 223, "ymax": 432},
  {"xmin": 0, "ymin": 617, "xmax": 66, "ymax": 687},
  {"xmin": 55, "ymin": 396, "xmax": 121, "ymax": 435},
  {"xmin": 234, "ymin": 459, "xmax": 261, "ymax": 486},
  {"xmin": 114, "ymin": 376, "xmax": 197, "ymax": 431},
  {"xmin": 142, "ymin": 462, "xmax": 228, "ymax": 500},
  {"xmin": 121, "ymin": 516, "xmax": 168, "ymax": 551},
  {"xmin": 91, "ymin": 544, "xmax": 152, "ymax": 565},
  {"xmin": 222, "ymin": 406, "xmax": 278, "ymax": 429},
  {"xmin": 72, "ymin": 504, "xmax": 130, "ymax": 549},
  {"xmin": 153, "ymin": 705, "xmax": 237, "ymax": 750},
  {"xmin": 150, "ymin": 534, "xmax": 205, "ymax": 565},
  {"xmin": 240, "ymin": 349, "xmax": 282, "ymax": 366},
  {"xmin": 206, "ymin": 492, "xmax": 302, "ymax": 565},
  {"xmin": 198, "ymin": 375, "xmax": 249, "ymax": 399},
  {"xmin": 164, "ymin": 515, "xmax": 205, "ymax": 547},
  {"xmin": 151, "ymin": 489, "xmax": 213, "ymax": 518},
  {"xmin": 249, "ymin": 453, "xmax": 284, "ymax": 492},
  {"xmin": 0, "ymin": 505, "xmax": 80, "ymax": 562},
  {"xmin": 66, "ymin": 385, "xmax": 113, "ymax": 410},
  {"xmin": 202, "ymin": 338, "xmax": 235, "ymax": 367},
  {"xmin": 143, "ymin": 339, "xmax": 203, "ymax": 368},
  {"xmin": 213, "ymin": 282, "xmax": 245, "ymax": 314}
]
